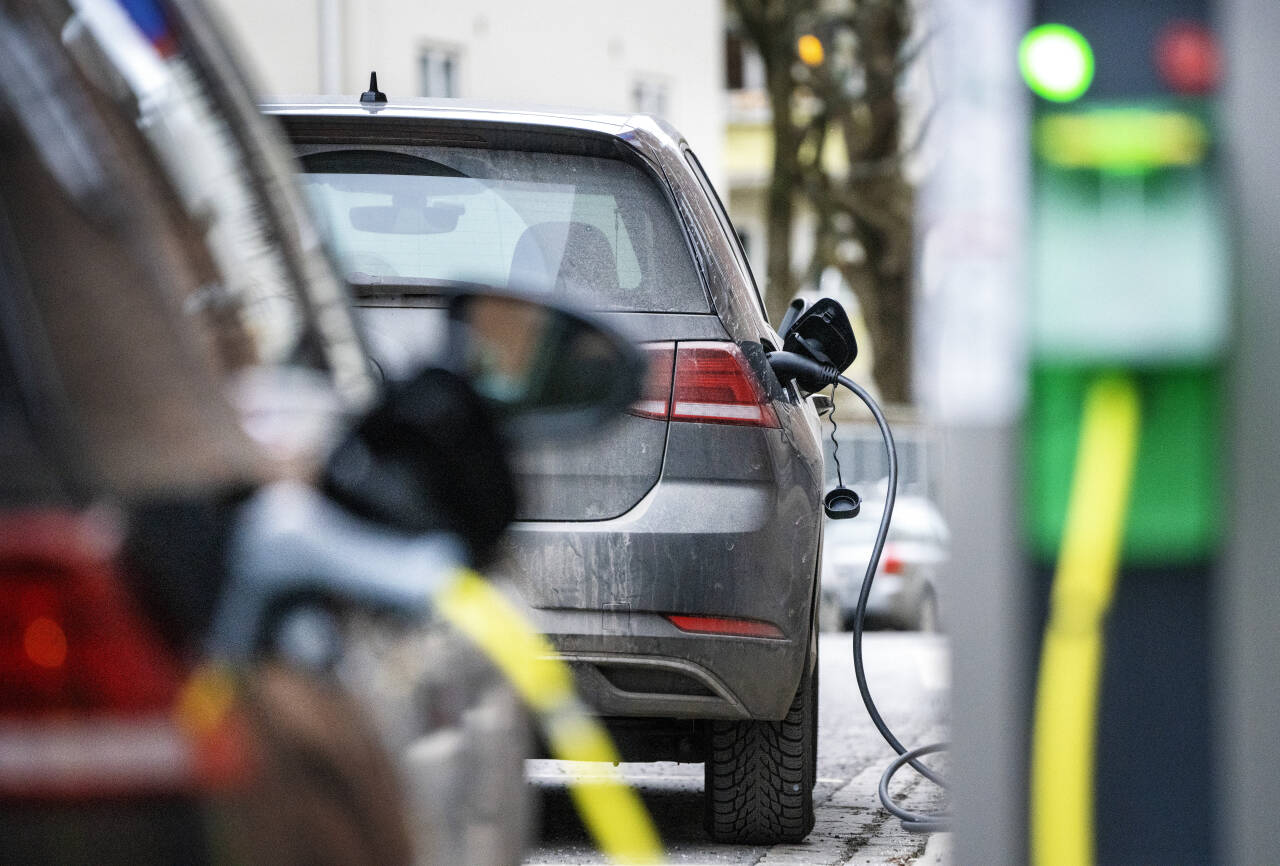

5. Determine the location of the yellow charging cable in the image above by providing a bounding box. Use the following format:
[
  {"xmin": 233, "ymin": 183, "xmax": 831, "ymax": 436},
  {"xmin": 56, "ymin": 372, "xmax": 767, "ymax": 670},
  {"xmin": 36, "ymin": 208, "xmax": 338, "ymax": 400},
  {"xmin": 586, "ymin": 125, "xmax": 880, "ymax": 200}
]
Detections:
[
  {"xmin": 436, "ymin": 569, "xmax": 665, "ymax": 865},
  {"xmin": 1032, "ymin": 376, "xmax": 1141, "ymax": 866}
]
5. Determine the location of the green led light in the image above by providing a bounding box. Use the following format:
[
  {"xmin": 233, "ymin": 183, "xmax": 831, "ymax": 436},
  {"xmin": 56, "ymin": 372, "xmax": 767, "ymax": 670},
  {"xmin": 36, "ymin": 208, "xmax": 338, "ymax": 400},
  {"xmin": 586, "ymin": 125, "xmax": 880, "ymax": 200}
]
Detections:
[{"xmin": 1020, "ymin": 24, "xmax": 1095, "ymax": 103}]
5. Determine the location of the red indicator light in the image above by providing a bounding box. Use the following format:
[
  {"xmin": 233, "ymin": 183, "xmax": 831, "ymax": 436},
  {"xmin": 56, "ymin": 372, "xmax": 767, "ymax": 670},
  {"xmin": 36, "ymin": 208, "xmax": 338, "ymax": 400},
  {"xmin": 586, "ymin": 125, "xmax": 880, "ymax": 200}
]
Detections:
[
  {"xmin": 23, "ymin": 617, "xmax": 67, "ymax": 669},
  {"xmin": 0, "ymin": 510, "xmax": 256, "ymax": 797},
  {"xmin": 665, "ymin": 614, "xmax": 784, "ymax": 639},
  {"xmin": 1155, "ymin": 21, "xmax": 1221, "ymax": 95}
]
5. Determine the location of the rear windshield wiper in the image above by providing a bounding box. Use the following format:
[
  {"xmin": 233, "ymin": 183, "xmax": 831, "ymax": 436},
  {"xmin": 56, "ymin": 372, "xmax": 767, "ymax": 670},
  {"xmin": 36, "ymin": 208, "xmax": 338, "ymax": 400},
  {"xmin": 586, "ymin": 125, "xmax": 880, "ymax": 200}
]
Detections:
[{"xmin": 346, "ymin": 274, "xmax": 492, "ymax": 300}]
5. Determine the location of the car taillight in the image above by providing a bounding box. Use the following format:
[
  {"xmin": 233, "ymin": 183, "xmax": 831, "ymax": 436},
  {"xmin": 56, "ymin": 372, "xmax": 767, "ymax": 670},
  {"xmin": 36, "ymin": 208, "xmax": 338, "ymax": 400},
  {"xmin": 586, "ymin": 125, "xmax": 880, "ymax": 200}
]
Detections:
[
  {"xmin": 628, "ymin": 342, "xmax": 676, "ymax": 420},
  {"xmin": 665, "ymin": 614, "xmax": 784, "ymax": 639},
  {"xmin": 0, "ymin": 510, "xmax": 253, "ymax": 798},
  {"xmin": 880, "ymin": 545, "xmax": 904, "ymax": 575},
  {"xmin": 673, "ymin": 341, "xmax": 780, "ymax": 427},
  {"xmin": 629, "ymin": 341, "xmax": 779, "ymax": 428}
]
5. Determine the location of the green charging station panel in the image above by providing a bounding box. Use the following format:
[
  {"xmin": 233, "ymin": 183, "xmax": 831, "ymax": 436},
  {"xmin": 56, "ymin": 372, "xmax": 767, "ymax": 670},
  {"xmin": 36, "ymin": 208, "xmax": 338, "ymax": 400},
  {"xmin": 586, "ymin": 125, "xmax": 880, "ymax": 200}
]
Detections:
[{"xmin": 1025, "ymin": 101, "xmax": 1228, "ymax": 565}]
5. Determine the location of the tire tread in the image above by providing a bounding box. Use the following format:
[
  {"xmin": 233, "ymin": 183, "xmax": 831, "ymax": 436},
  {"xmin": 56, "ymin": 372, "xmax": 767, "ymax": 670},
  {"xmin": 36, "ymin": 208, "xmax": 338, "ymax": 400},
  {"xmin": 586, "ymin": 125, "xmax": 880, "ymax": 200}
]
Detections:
[{"xmin": 703, "ymin": 665, "xmax": 816, "ymax": 844}]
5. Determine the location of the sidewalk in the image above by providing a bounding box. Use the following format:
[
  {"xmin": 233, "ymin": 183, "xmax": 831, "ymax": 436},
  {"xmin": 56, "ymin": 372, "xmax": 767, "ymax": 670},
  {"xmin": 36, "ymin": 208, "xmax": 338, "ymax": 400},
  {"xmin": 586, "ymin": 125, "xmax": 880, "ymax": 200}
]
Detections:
[{"xmin": 753, "ymin": 759, "xmax": 949, "ymax": 866}]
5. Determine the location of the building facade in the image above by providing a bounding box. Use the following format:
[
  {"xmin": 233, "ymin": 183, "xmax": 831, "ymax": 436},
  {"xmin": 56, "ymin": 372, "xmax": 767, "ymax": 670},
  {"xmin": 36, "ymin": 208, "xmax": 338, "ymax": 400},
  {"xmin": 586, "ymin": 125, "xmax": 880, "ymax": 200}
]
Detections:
[{"xmin": 212, "ymin": 0, "xmax": 727, "ymax": 187}]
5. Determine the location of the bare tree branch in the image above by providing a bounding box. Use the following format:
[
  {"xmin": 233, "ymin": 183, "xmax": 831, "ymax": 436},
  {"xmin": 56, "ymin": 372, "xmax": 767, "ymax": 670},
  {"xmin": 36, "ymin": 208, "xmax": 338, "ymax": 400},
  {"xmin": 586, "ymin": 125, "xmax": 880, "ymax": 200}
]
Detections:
[{"xmin": 731, "ymin": 0, "xmax": 920, "ymax": 401}]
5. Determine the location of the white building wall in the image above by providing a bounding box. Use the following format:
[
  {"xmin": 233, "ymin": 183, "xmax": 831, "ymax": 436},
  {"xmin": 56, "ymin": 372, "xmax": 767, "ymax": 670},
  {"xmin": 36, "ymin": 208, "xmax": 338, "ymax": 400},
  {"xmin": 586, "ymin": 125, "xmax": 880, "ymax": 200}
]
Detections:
[{"xmin": 212, "ymin": 0, "xmax": 726, "ymax": 187}]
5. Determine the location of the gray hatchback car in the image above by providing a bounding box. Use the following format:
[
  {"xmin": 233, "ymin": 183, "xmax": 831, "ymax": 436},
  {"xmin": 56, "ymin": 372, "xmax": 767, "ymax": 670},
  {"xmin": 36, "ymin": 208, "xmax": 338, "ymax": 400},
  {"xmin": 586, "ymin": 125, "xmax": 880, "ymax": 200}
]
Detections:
[{"xmin": 266, "ymin": 93, "xmax": 827, "ymax": 843}]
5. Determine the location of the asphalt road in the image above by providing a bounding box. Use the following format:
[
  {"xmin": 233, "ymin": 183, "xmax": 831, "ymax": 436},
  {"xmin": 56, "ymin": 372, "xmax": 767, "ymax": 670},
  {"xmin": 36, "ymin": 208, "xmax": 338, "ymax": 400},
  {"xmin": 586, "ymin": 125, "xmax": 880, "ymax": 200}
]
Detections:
[{"xmin": 524, "ymin": 631, "xmax": 951, "ymax": 865}]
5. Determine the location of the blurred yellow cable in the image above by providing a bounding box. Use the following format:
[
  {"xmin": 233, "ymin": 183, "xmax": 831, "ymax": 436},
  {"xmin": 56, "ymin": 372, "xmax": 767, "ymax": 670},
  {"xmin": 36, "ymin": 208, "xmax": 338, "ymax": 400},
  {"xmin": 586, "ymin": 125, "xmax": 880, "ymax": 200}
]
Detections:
[
  {"xmin": 1032, "ymin": 376, "xmax": 1140, "ymax": 866},
  {"xmin": 436, "ymin": 569, "xmax": 665, "ymax": 865}
]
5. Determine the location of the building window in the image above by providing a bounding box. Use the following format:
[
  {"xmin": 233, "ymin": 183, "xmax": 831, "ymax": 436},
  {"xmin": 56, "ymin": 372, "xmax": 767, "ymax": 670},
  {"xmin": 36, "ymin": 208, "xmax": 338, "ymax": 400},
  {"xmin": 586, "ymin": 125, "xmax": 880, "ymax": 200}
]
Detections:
[
  {"xmin": 631, "ymin": 78, "xmax": 669, "ymax": 116},
  {"xmin": 419, "ymin": 46, "xmax": 460, "ymax": 98}
]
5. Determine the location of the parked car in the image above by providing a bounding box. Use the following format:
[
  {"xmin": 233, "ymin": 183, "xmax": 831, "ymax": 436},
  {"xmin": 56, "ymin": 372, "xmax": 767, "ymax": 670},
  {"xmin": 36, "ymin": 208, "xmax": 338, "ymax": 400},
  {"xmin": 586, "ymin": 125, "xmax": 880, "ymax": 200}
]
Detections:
[
  {"xmin": 820, "ymin": 487, "xmax": 950, "ymax": 631},
  {"xmin": 267, "ymin": 88, "xmax": 830, "ymax": 843},
  {"xmin": 0, "ymin": 4, "xmax": 641, "ymax": 864}
]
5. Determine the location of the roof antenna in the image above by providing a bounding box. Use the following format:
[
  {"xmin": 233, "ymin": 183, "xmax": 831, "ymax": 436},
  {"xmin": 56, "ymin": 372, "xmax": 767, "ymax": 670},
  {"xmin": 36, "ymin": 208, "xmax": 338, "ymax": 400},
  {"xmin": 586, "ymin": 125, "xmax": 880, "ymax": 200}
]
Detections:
[{"xmin": 360, "ymin": 72, "xmax": 387, "ymax": 104}]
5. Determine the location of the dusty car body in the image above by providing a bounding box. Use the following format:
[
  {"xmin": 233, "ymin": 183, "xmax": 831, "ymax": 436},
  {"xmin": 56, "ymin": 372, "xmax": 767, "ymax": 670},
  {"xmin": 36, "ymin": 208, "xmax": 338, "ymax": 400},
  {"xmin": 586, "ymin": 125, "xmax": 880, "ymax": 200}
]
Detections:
[{"xmin": 268, "ymin": 94, "xmax": 829, "ymax": 841}]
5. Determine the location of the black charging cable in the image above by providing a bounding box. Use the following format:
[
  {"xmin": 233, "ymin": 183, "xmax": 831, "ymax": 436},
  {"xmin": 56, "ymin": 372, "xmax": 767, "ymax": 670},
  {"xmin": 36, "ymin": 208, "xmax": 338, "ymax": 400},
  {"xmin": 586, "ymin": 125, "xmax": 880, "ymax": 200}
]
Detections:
[{"xmin": 769, "ymin": 352, "xmax": 951, "ymax": 834}]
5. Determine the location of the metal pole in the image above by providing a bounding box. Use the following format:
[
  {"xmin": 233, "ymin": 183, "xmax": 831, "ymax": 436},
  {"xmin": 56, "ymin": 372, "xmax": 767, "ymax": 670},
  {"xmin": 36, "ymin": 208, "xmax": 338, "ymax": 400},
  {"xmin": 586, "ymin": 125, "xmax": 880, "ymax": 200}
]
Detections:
[
  {"xmin": 916, "ymin": 0, "xmax": 1030, "ymax": 862},
  {"xmin": 1220, "ymin": 0, "xmax": 1280, "ymax": 860}
]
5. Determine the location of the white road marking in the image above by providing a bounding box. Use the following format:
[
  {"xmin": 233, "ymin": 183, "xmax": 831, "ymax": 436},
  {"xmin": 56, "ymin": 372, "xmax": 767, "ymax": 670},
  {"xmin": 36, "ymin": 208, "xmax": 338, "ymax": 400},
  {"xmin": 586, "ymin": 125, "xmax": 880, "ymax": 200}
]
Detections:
[
  {"xmin": 528, "ymin": 771, "xmax": 848, "ymax": 785},
  {"xmin": 528, "ymin": 772, "xmax": 702, "ymax": 783}
]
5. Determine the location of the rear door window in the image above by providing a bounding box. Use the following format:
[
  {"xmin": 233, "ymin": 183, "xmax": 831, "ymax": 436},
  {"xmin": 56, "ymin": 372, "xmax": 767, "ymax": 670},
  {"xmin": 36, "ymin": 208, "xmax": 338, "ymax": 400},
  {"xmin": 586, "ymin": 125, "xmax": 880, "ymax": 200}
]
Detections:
[{"xmin": 297, "ymin": 146, "xmax": 709, "ymax": 313}]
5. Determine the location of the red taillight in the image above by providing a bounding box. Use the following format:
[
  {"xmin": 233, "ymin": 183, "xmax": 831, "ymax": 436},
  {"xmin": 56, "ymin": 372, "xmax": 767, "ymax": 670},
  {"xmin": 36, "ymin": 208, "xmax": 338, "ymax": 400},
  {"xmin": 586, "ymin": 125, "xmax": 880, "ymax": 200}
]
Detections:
[
  {"xmin": 665, "ymin": 614, "xmax": 784, "ymax": 639},
  {"xmin": 671, "ymin": 342, "xmax": 779, "ymax": 428},
  {"xmin": 0, "ymin": 510, "xmax": 253, "ymax": 798},
  {"xmin": 880, "ymin": 545, "xmax": 904, "ymax": 575},
  {"xmin": 628, "ymin": 342, "xmax": 676, "ymax": 420},
  {"xmin": 1, "ymin": 569, "xmax": 182, "ymax": 717},
  {"xmin": 629, "ymin": 341, "xmax": 779, "ymax": 428}
]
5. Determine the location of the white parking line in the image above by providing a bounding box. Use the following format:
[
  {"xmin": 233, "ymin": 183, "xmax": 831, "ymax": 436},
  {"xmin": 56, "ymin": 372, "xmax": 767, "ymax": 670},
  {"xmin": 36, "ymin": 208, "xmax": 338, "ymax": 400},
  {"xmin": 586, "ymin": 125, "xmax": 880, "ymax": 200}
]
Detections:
[
  {"xmin": 527, "ymin": 772, "xmax": 702, "ymax": 782},
  {"xmin": 528, "ymin": 771, "xmax": 849, "ymax": 785}
]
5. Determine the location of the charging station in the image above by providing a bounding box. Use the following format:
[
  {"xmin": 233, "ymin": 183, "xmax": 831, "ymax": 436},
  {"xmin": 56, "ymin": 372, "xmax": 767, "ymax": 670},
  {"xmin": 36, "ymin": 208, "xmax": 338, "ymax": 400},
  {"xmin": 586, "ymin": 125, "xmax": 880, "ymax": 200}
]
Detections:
[
  {"xmin": 919, "ymin": 0, "xmax": 1246, "ymax": 862},
  {"xmin": 1022, "ymin": 2, "xmax": 1226, "ymax": 863}
]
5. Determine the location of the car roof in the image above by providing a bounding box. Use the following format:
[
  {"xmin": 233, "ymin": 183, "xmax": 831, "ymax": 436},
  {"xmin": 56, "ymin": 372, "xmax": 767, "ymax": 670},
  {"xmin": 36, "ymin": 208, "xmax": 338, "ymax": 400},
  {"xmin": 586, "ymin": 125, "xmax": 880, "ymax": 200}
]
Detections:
[{"xmin": 260, "ymin": 96, "xmax": 687, "ymax": 151}]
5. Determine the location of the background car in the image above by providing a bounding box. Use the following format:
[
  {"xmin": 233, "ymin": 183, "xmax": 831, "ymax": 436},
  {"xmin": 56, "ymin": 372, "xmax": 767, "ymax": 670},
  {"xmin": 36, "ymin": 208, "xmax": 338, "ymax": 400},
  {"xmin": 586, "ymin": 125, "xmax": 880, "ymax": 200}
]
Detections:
[
  {"xmin": 820, "ymin": 487, "xmax": 950, "ymax": 632},
  {"xmin": 268, "ymin": 90, "xmax": 830, "ymax": 843}
]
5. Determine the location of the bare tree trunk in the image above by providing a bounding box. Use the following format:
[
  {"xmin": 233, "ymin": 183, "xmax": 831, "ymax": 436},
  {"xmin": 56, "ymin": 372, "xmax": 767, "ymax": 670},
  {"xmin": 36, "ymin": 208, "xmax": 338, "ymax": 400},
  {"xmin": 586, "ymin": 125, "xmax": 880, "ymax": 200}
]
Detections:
[
  {"xmin": 842, "ymin": 0, "xmax": 914, "ymax": 403},
  {"xmin": 764, "ymin": 66, "xmax": 801, "ymax": 327},
  {"xmin": 732, "ymin": 0, "xmax": 816, "ymax": 327}
]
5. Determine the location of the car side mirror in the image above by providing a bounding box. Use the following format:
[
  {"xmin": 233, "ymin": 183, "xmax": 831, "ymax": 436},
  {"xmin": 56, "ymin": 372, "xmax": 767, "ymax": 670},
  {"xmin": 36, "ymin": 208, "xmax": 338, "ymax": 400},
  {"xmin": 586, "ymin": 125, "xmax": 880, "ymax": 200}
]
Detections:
[
  {"xmin": 781, "ymin": 298, "xmax": 857, "ymax": 374},
  {"xmin": 322, "ymin": 289, "xmax": 645, "ymax": 562},
  {"xmin": 447, "ymin": 290, "xmax": 646, "ymax": 440}
]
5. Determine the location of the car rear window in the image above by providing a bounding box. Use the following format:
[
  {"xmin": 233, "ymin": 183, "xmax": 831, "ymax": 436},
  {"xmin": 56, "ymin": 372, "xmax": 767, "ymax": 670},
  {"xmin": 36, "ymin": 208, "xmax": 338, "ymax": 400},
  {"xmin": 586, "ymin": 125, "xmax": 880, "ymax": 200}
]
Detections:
[{"xmin": 296, "ymin": 145, "xmax": 709, "ymax": 313}]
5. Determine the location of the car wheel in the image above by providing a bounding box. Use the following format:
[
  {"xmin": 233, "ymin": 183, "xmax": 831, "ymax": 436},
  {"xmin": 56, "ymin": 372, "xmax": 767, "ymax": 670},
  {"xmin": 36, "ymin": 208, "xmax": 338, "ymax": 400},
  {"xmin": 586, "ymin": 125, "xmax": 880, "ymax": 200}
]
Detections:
[
  {"xmin": 808, "ymin": 642, "xmax": 819, "ymax": 790},
  {"xmin": 703, "ymin": 660, "xmax": 816, "ymax": 844},
  {"xmin": 914, "ymin": 588, "xmax": 941, "ymax": 633}
]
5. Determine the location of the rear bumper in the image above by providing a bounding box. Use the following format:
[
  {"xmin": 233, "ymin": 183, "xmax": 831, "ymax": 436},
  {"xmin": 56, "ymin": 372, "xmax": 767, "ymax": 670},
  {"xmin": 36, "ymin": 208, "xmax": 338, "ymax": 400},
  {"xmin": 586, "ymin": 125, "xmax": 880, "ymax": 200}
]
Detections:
[
  {"xmin": 499, "ymin": 424, "xmax": 824, "ymax": 722},
  {"xmin": 530, "ymin": 608, "xmax": 803, "ymax": 720}
]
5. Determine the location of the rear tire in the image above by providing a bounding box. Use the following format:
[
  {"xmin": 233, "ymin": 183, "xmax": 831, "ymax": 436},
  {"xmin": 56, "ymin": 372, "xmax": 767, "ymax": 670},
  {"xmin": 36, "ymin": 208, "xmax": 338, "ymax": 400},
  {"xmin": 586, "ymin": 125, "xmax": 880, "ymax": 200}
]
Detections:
[
  {"xmin": 912, "ymin": 588, "xmax": 941, "ymax": 633},
  {"xmin": 808, "ymin": 642, "xmax": 819, "ymax": 790},
  {"xmin": 703, "ymin": 662, "xmax": 816, "ymax": 844}
]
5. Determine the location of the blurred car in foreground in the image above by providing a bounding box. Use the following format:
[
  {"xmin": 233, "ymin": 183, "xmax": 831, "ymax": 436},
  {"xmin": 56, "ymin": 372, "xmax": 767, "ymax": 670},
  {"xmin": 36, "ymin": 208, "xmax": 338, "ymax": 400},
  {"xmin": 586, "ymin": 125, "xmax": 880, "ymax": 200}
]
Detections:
[
  {"xmin": 267, "ymin": 90, "xmax": 829, "ymax": 843},
  {"xmin": 820, "ymin": 489, "xmax": 950, "ymax": 631},
  {"xmin": 0, "ymin": 2, "xmax": 648, "ymax": 864},
  {"xmin": 0, "ymin": 0, "xmax": 408, "ymax": 861}
]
